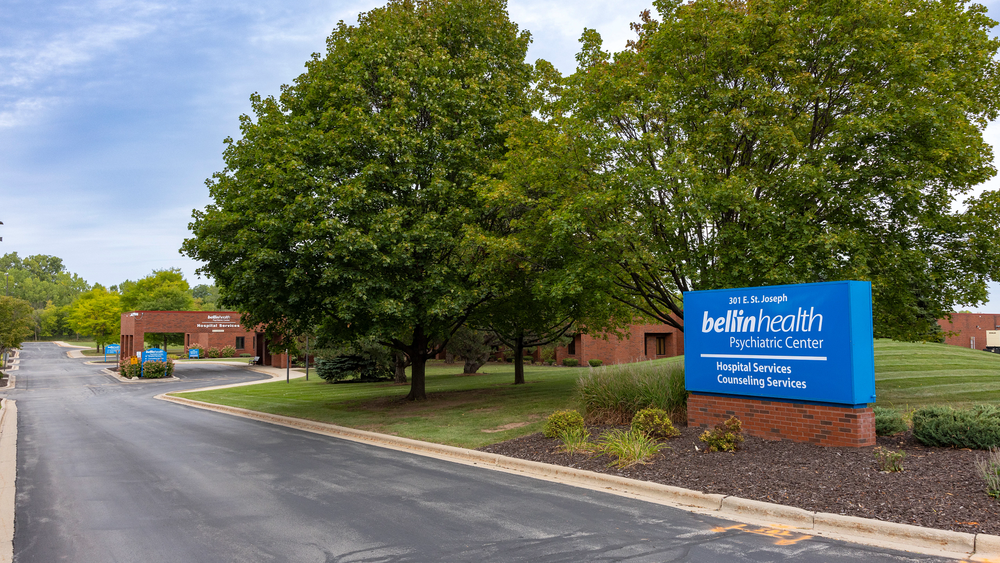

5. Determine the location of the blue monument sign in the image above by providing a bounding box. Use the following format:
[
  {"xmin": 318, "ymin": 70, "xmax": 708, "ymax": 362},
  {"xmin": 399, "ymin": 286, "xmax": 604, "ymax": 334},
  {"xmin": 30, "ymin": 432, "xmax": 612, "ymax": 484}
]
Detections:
[
  {"xmin": 104, "ymin": 344, "xmax": 121, "ymax": 354},
  {"xmin": 142, "ymin": 348, "xmax": 167, "ymax": 363},
  {"xmin": 684, "ymin": 281, "xmax": 875, "ymax": 408},
  {"xmin": 188, "ymin": 348, "xmax": 200, "ymax": 359}
]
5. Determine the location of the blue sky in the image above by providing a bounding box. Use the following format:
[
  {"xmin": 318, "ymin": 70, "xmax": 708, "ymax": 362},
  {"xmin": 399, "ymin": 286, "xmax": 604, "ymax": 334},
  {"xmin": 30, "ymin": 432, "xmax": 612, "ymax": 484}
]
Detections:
[{"xmin": 3, "ymin": 0, "xmax": 1000, "ymax": 310}]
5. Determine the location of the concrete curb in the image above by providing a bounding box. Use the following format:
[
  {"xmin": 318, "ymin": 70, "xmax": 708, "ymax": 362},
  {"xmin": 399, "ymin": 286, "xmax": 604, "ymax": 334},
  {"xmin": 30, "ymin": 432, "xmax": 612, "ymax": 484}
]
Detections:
[
  {"xmin": 156, "ymin": 393, "xmax": 999, "ymax": 560},
  {"xmin": 0, "ymin": 399, "xmax": 17, "ymax": 563},
  {"xmin": 100, "ymin": 368, "xmax": 179, "ymax": 383}
]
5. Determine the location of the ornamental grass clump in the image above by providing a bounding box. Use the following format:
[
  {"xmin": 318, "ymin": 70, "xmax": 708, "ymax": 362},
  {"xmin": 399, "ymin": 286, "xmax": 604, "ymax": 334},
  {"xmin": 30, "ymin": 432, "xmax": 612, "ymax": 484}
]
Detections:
[
  {"xmin": 544, "ymin": 410, "xmax": 585, "ymax": 439},
  {"xmin": 557, "ymin": 427, "xmax": 593, "ymax": 456},
  {"xmin": 594, "ymin": 428, "xmax": 661, "ymax": 468},
  {"xmin": 976, "ymin": 447, "xmax": 1000, "ymax": 499},
  {"xmin": 578, "ymin": 360, "xmax": 687, "ymax": 424},
  {"xmin": 912, "ymin": 405, "xmax": 1000, "ymax": 449},
  {"xmin": 873, "ymin": 406, "xmax": 909, "ymax": 436},
  {"xmin": 699, "ymin": 416, "xmax": 744, "ymax": 452},
  {"xmin": 873, "ymin": 447, "xmax": 906, "ymax": 472},
  {"xmin": 631, "ymin": 407, "xmax": 680, "ymax": 439}
]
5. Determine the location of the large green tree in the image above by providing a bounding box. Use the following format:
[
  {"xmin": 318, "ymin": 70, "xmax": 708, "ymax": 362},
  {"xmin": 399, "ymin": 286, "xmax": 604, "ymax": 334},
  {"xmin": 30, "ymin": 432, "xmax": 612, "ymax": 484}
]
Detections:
[
  {"xmin": 119, "ymin": 269, "xmax": 195, "ymax": 312},
  {"xmin": 514, "ymin": 0, "xmax": 1000, "ymax": 340},
  {"xmin": 0, "ymin": 296, "xmax": 35, "ymax": 363},
  {"xmin": 66, "ymin": 286, "xmax": 123, "ymax": 352},
  {"xmin": 183, "ymin": 0, "xmax": 533, "ymax": 399},
  {"xmin": 0, "ymin": 252, "xmax": 89, "ymax": 309}
]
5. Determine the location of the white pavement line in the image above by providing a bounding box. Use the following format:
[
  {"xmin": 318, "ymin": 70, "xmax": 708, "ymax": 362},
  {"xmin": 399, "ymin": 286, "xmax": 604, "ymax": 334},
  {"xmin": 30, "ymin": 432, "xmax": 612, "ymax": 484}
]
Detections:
[
  {"xmin": 0, "ymin": 399, "xmax": 16, "ymax": 563},
  {"xmin": 155, "ymin": 394, "xmax": 996, "ymax": 560}
]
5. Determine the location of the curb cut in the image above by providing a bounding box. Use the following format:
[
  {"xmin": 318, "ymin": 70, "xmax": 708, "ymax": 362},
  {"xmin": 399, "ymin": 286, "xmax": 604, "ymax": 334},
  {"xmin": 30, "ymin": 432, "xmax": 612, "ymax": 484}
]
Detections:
[
  {"xmin": 0, "ymin": 399, "xmax": 16, "ymax": 563},
  {"xmin": 157, "ymin": 393, "xmax": 998, "ymax": 561}
]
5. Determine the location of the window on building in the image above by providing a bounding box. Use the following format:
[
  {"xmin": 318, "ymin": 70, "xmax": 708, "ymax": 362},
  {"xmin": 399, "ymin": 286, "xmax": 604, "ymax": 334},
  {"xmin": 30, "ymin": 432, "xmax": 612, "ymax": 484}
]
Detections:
[
  {"xmin": 656, "ymin": 336, "xmax": 667, "ymax": 356},
  {"xmin": 567, "ymin": 337, "xmax": 576, "ymax": 355},
  {"xmin": 235, "ymin": 336, "xmax": 245, "ymax": 350}
]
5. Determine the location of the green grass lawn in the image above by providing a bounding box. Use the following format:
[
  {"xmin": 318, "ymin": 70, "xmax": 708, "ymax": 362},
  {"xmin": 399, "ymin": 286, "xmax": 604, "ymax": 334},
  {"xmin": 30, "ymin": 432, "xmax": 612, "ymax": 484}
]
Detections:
[
  {"xmin": 175, "ymin": 361, "xmax": 600, "ymax": 448},
  {"xmin": 173, "ymin": 341, "xmax": 1000, "ymax": 448},
  {"xmin": 873, "ymin": 339, "xmax": 1000, "ymax": 409}
]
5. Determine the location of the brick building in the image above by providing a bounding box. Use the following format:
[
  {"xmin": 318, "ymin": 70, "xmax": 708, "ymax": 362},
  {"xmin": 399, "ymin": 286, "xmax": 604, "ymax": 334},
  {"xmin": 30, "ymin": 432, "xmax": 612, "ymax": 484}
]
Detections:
[
  {"xmin": 938, "ymin": 312, "xmax": 1000, "ymax": 351},
  {"xmin": 554, "ymin": 321, "xmax": 684, "ymax": 365},
  {"xmin": 119, "ymin": 310, "xmax": 289, "ymax": 367}
]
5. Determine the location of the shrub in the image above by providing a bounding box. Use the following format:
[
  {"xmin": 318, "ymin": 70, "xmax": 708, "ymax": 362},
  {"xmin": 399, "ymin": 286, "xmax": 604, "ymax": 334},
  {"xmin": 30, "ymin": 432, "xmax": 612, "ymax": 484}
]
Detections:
[
  {"xmin": 975, "ymin": 447, "xmax": 1000, "ymax": 498},
  {"xmin": 206, "ymin": 347, "xmax": 221, "ymax": 358},
  {"xmin": 594, "ymin": 428, "xmax": 661, "ymax": 468},
  {"xmin": 522, "ymin": 355, "xmax": 534, "ymax": 365},
  {"xmin": 588, "ymin": 359, "xmax": 603, "ymax": 367},
  {"xmin": 220, "ymin": 345, "xmax": 236, "ymax": 358},
  {"xmin": 544, "ymin": 410, "xmax": 585, "ymax": 439},
  {"xmin": 912, "ymin": 405, "xmax": 1000, "ymax": 449},
  {"xmin": 632, "ymin": 407, "xmax": 680, "ymax": 439},
  {"xmin": 873, "ymin": 406, "xmax": 909, "ymax": 436},
  {"xmin": 239, "ymin": 353, "xmax": 252, "ymax": 358},
  {"xmin": 557, "ymin": 427, "xmax": 593, "ymax": 456},
  {"xmin": 119, "ymin": 361, "xmax": 141, "ymax": 379},
  {"xmin": 315, "ymin": 355, "xmax": 392, "ymax": 383},
  {"xmin": 578, "ymin": 360, "xmax": 687, "ymax": 424},
  {"xmin": 140, "ymin": 359, "xmax": 174, "ymax": 379},
  {"xmin": 562, "ymin": 358, "xmax": 579, "ymax": 367},
  {"xmin": 874, "ymin": 447, "xmax": 905, "ymax": 472},
  {"xmin": 699, "ymin": 416, "xmax": 744, "ymax": 452}
]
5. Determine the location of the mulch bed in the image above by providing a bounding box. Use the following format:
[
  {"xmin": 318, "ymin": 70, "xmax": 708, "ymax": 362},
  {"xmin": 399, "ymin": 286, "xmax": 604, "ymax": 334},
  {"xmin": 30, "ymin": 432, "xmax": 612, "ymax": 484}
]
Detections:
[{"xmin": 479, "ymin": 426, "xmax": 1000, "ymax": 535}]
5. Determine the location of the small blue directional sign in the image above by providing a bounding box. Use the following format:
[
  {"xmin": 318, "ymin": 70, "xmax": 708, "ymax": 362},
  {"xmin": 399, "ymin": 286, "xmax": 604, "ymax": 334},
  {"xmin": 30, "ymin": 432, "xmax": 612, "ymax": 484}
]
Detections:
[
  {"xmin": 684, "ymin": 281, "xmax": 876, "ymax": 408},
  {"xmin": 188, "ymin": 348, "xmax": 200, "ymax": 359}
]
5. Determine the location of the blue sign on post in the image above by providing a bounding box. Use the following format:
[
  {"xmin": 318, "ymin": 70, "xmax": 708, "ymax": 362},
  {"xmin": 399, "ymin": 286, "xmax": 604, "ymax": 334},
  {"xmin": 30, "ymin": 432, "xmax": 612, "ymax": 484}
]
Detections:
[
  {"xmin": 104, "ymin": 344, "xmax": 120, "ymax": 363},
  {"xmin": 141, "ymin": 348, "xmax": 168, "ymax": 378},
  {"xmin": 188, "ymin": 348, "xmax": 200, "ymax": 359},
  {"xmin": 684, "ymin": 281, "xmax": 875, "ymax": 408}
]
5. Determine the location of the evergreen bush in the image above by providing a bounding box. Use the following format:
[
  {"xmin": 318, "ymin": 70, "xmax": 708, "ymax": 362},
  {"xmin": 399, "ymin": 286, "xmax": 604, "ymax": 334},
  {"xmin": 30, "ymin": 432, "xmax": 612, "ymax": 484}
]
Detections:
[
  {"xmin": 912, "ymin": 405, "xmax": 1000, "ymax": 449},
  {"xmin": 562, "ymin": 358, "xmax": 579, "ymax": 367},
  {"xmin": 873, "ymin": 406, "xmax": 909, "ymax": 436},
  {"xmin": 588, "ymin": 359, "xmax": 603, "ymax": 367},
  {"xmin": 699, "ymin": 416, "xmax": 744, "ymax": 452},
  {"xmin": 544, "ymin": 410, "xmax": 585, "ymax": 439},
  {"xmin": 631, "ymin": 407, "xmax": 680, "ymax": 439}
]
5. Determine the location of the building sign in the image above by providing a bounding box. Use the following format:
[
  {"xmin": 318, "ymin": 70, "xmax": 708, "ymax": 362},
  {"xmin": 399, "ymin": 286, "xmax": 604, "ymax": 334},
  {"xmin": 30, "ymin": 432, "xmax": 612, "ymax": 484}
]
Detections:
[
  {"xmin": 684, "ymin": 281, "xmax": 876, "ymax": 407},
  {"xmin": 188, "ymin": 348, "xmax": 200, "ymax": 359},
  {"xmin": 104, "ymin": 344, "xmax": 120, "ymax": 354},
  {"xmin": 196, "ymin": 314, "xmax": 242, "ymax": 329},
  {"xmin": 142, "ymin": 348, "xmax": 167, "ymax": 363}
]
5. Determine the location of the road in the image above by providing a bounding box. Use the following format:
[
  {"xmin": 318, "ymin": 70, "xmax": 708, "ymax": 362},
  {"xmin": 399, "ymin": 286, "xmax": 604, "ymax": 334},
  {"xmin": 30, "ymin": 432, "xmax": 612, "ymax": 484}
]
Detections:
[{"xmin": 3, "ymin": 342, "xmax": 954, "ymax": 562}]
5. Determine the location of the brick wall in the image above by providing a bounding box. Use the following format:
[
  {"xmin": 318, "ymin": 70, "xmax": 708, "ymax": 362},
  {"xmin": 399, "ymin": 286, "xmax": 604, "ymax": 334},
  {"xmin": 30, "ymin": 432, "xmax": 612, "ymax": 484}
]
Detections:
[
  {"xmin": 687, "ymin": 393, "xmax": 875, "ymax": 447},
  {"xmin": 554, "ymin": 320, "xmax": 684, "ymax": 366},
  {"xmin": 120, "ymin": 310, "xmax": 257, "ymax": 359},
  {"xmin": 938, "ymin": 313, "xmax": 1000, "ymax": 351}
]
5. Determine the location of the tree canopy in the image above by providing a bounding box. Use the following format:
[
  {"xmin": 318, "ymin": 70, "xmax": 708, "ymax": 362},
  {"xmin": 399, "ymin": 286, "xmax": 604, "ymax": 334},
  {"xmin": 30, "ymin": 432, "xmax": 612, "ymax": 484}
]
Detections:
[
  {"xmin": 119, "ymin": 269, "xmax": 195, "ymax": 312},
  {"xmin": 183, "ymin": 0, "xmax": 533, "ymax": 399},
  {"xmin": 66, "ymin": 286, "xmax": 123, "ymax": 352},
  {"xmin": 502, "ymin": 0, "xmax": 1000, "ymax": 340},
  {"xmin": 0, "ymin": 296, "xmax": 34, "ymax": 362},
  {"xmin": 0, "ymin": 252, "xmax": 89, "ymax": 309}
]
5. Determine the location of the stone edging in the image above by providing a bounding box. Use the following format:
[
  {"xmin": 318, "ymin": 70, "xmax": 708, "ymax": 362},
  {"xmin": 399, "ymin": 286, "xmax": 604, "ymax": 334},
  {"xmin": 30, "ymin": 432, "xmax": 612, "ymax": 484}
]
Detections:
[
  {"xmin": 0, "ymin": 398, "xmax": 17, "ymax": 563},
  {"xmin": 156, "ymin": 393, "xmax": 999, "ymax": 561}
]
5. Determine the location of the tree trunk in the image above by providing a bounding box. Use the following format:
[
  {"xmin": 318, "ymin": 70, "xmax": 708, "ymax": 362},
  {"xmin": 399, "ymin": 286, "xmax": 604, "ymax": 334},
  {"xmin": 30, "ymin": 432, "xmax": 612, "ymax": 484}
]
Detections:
[
  {"xmin": 513, "ymin": 332, "xmax": 525, "ymax": 385},
  {"xmin": 394, "ymin": 351, "xmax": 409, "ymax": 384},
  {"xmin": 404, "ymin": 326, "xmax": 428, "ymax": 400}
]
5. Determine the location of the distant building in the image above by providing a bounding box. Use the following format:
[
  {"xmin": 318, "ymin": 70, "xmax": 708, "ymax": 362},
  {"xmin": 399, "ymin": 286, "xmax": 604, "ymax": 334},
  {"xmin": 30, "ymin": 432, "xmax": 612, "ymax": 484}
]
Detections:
[
  {"xmin": 554, "ymin": 320, "xmax": 684, "ymax": 366},
  {"xmin": 937, "ymin": 312, "xmax": 1000, "ymax": 352}
]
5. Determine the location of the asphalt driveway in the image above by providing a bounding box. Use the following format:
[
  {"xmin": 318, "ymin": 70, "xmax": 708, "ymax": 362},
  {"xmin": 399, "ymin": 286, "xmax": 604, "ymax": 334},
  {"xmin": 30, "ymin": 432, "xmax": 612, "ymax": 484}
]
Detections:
[{"xmin": 4, "ymin": 343, "xmax": 954, "ymax": 562}]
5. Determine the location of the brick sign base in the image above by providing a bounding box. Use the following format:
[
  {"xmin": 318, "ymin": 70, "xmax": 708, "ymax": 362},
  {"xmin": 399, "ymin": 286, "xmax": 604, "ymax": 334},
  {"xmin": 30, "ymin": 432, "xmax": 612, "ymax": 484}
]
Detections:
[{"xmin": 687, "ymin": 394, "xmax": 875, "ymax": 447}]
